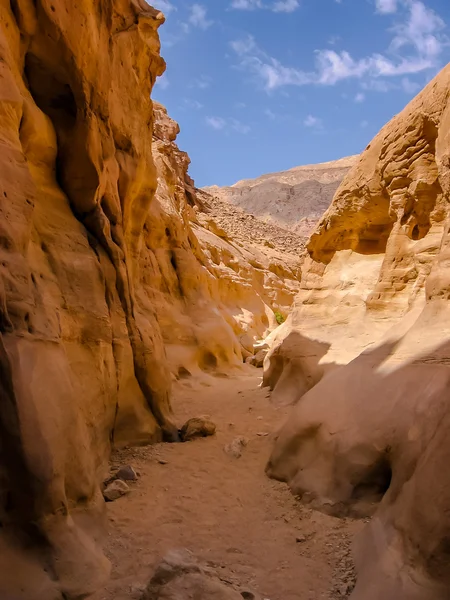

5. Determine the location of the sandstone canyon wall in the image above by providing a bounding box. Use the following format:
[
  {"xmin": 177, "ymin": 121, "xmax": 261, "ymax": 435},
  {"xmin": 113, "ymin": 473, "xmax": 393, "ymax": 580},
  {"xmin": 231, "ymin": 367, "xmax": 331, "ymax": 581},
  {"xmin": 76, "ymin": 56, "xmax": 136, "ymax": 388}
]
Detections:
[
  {"xmin": 266, "ymin": 64, "xmax": 450, "ymax": 599},
  {"xmin": 204, "ymin": 155, "xmax": 358, "ymax": 239},
  {"xmin": 0, "ymin": 2, "xmax": 298, "ymax": 598},
  {"xmin": 151, "ymin": 102, "xmax": 300, "ymax": 369}
]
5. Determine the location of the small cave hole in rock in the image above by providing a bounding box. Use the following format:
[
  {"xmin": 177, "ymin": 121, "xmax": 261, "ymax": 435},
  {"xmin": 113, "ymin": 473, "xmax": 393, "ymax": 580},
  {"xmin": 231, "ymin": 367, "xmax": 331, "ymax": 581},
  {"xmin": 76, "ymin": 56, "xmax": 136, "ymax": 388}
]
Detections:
[
  {"xmin": 177, "ymin": 366, "xmax": 191, "ymax": 379},
  {"xmin": 412, "ymin": 224, "xmax": 420, "ymax": 240},
  {"xmin": 200, "ymin": 351, "xmax": 218, "ymax": 371},
  {"xmin": 25, "ymin": 54, "xmax": 77, "ymax": 130},
  {"xmin": 351, "ymin": 455, "xmax": 392, "ymax": 504}
]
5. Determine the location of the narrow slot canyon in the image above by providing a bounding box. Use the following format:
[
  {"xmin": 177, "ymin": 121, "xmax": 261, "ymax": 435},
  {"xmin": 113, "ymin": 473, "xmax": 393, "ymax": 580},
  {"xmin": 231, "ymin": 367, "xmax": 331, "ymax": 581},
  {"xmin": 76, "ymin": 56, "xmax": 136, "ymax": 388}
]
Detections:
[{"xmin": 1, "ymin": 2, "xmax": 450, "ymax": 600}]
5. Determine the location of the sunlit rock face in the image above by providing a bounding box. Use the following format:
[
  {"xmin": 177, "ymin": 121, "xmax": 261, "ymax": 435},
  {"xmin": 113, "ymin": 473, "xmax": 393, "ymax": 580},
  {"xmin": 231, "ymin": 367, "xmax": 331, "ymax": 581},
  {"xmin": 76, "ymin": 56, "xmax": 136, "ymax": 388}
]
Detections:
[
  {"xmin": 266, "ymin": 64, "xmax": 450, "ymax": 599},
  {"xmin": 0, "ymin": 2, "xmax": 301, "ymax": 597},
  {"xmin": 203, "ymin": 156, "xmax": 358, "ymax": 240},
  {"xmin": 150, "ymin": 101, "xmax": 300, "ymax": 375},
  {"xmin": 0, "ymin": 2, "xmax": 172, "ymax": 597}
]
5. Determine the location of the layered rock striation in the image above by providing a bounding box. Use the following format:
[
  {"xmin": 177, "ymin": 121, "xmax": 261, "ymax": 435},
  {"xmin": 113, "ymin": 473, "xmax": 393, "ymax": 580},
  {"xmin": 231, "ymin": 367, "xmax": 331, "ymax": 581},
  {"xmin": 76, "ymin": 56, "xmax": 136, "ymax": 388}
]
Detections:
[{"xmin": 266, "ymin": 65, "xmax": 450, "ymax": 599}]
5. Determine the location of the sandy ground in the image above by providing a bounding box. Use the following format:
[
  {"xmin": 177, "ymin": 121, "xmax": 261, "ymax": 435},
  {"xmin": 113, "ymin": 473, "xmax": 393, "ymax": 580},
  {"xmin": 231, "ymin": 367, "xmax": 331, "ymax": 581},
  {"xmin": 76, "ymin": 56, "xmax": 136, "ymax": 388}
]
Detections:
[{"xmin": 92, "ymin": 368, "xmax": 363, "ymax": 600}]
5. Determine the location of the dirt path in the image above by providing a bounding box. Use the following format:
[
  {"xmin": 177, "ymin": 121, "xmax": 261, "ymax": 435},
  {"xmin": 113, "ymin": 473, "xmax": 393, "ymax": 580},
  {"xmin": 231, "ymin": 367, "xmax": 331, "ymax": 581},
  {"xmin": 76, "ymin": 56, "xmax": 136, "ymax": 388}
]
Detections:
[{"xmin": 92, "ymin": 368, "xmax": 362, "ymax": 600}]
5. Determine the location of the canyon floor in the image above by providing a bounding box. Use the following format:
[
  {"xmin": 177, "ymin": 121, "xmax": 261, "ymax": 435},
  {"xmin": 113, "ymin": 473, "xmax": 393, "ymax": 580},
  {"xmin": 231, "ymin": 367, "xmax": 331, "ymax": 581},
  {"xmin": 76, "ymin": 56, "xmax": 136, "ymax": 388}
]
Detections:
[{"xmin": 92, "ymin": 368, "xmax": 363, "ymax": 600}]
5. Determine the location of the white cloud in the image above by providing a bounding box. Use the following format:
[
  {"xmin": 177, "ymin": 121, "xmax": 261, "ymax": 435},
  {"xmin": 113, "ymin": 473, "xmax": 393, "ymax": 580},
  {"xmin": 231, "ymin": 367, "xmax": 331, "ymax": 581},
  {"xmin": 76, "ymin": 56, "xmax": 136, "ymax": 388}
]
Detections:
[
  {"xmin": 230, "ymin": 1, "xmax": 448, "ymax": 92},
  {"xmin": 230, "ymin": 35, "xmax": 313, "ymax": 90},
  {"xmin": 231, "ymin": 0, "xmax": 262, "ymax": 8},
  {"xmin": 304, "ymin": 115, "xmax": 323, "ymax": 128},
  {"xmin": 230, "ymin": 36, "xmax": 258, "ymax": 56},
  {"xmin": 272, "ymin": 0, "xmax": 300, "ymax": 13},
  {"xmin": 315, "ymin": 50, "xmax": 368, "ymax": 84},
  {"xmin": 188, "ymin": 4, "xmax": 213, "ymax": 29},
  {"xmin": 390, "ymin": 1, "xmax": 446, "ymax": 62},
  {"xmin": 355, "ymin": 92, "xmax": 365, "ymax": 102},
  {"xmin": 150, "ymin": 0, "xmax": 176, "ymax": 14},
  {"xmin": 205, "ymin": 116, "xmax": 250, "ymax": 134},
  {"xmin": 315, "ymin": 50, "xmax": 432, "ymax": 85},
  {"xmin": 230, "ymin": 0, "xmax": 300, "ymax": 12},
  {"xmin": 375, "ymin": 0, "xmax": 398, "ymax": 14},
  {"xmin": 184, "ymin": 98, "xmax": 204, "ymax": 109},
  {"xmin": 156, "ymin": 74, "xmax": 169, "ymax": 89},
  {"xmin": 206, "ymin": 116, "xmax": 227, "ymax": 130}
]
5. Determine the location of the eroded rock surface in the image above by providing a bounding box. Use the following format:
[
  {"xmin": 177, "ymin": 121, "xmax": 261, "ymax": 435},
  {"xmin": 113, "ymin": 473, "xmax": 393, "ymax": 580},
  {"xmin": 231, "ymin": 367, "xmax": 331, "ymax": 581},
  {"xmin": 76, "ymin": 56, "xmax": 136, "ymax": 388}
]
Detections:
[
  {"xmin": 266, "ymin": 64, "xmax": 450, "ymax": 599},
  {"xmin": 0, "ymin": 1, "xmax": 298, "ymax": 598}
]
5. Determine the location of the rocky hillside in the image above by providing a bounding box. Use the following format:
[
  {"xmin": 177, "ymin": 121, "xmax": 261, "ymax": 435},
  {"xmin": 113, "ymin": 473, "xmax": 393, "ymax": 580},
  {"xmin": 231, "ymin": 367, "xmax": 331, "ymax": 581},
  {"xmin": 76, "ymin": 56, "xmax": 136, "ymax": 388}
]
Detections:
[
  {"xmin": 265, "ymin": 64, "xmax": 450, "ymax": 600},
  {"xmin": 196, "ymin": 188, "xmax": 305, "ymax": 255},
  {"xmin": 204, "ymin": 155, "xmax": 358, "ymax": 238},
  {"xmin": 0, "ymin": 3, "xmax": 299, "ymax": 599},
  {"xmin": 151, "ymin": 102, "xmax": 300, "ymax": 368}
]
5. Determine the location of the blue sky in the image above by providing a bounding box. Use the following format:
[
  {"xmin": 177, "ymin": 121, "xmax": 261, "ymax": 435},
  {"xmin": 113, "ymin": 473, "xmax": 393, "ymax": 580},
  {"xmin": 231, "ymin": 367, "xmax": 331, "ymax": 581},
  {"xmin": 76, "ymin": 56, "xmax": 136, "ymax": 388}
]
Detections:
[{"xmin": 151, "ymin": 0, "xmax": 450, "ymax": 187}]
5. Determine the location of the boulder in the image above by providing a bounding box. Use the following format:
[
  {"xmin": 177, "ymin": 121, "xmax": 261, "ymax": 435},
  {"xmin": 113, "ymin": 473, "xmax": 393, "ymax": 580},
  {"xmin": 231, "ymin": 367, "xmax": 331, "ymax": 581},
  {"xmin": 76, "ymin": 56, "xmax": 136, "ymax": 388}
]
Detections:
[
  {"xmin": 116, "ymin": 465, "xmax": 139, "ymax": 482},
  {"xmin": 246, "ymin": 349, "xmax": 268, "ymax": 368},
  {"xmin": 180, "ymin": 417, "xmax": 217, "ymax": 441},
  {"xmin": 141, "ymin": 549, "xmax": 259, "ymax": 600},
  {"xmin": 103, "ymin": 480, "xmax": 131, "ymax": 502}
]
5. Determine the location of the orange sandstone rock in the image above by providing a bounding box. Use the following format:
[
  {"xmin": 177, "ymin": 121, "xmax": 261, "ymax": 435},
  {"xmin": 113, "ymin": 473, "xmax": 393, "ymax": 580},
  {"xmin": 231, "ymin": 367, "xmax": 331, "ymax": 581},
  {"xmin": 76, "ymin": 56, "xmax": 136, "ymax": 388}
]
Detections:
[{"xmin": 266, "ymin": 64, "xmax": 450, "ymax": 599}]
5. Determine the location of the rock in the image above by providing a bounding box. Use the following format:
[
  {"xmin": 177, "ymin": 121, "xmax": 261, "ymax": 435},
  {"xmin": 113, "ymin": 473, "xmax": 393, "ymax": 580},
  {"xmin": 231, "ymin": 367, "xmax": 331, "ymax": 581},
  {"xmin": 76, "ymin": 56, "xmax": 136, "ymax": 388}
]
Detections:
[
  {"xmin": 116, "ymin": 465, "xmax": 139, "ymax": 482},
  {"xmin": 224, "ymin": 437, "xmax": 248, "ymax": 459},
  {"xmin": 266, "ymin": 64, "xmax": 450, "ymax": 600},
  {"xmin": 141, "ymin": 549, "xmax": 257, "ymax": 600},
  {"xmin": 154, "ymin": 103, "xmax": 301, "ymax": 369},
  {"xmin": 103, "ymin": 480, "xmax": 131, "ymax": 502},
  {"xmin": 180, "ymin": 417, "xmax": 217, "ymax": 441},
  {"xmin": 158, "ymin": 459, "xmax": 169, "ymax": 465},
  {"xmin": 246, "ymin": 349, "xmax": 267, "ymax": 368},
  {"xmin": 202, "ymin": 156, "xmax": 358, "ymax": 239},
  {"xmin": 256, "ymin": 432, "xmax": 269, "ymax": 437},
  {"xmin": 295, "ymin": 535, "xmax": 306, "ymax": 543}
]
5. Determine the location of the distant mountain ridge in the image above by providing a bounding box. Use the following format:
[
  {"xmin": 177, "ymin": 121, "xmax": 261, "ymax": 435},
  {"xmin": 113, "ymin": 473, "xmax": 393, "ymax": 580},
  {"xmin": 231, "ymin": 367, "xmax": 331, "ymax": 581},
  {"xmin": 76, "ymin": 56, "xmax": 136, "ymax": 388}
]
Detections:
[{"xmin": 203, "ymin": 155, "xmax": 359, "ymax": 238}]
